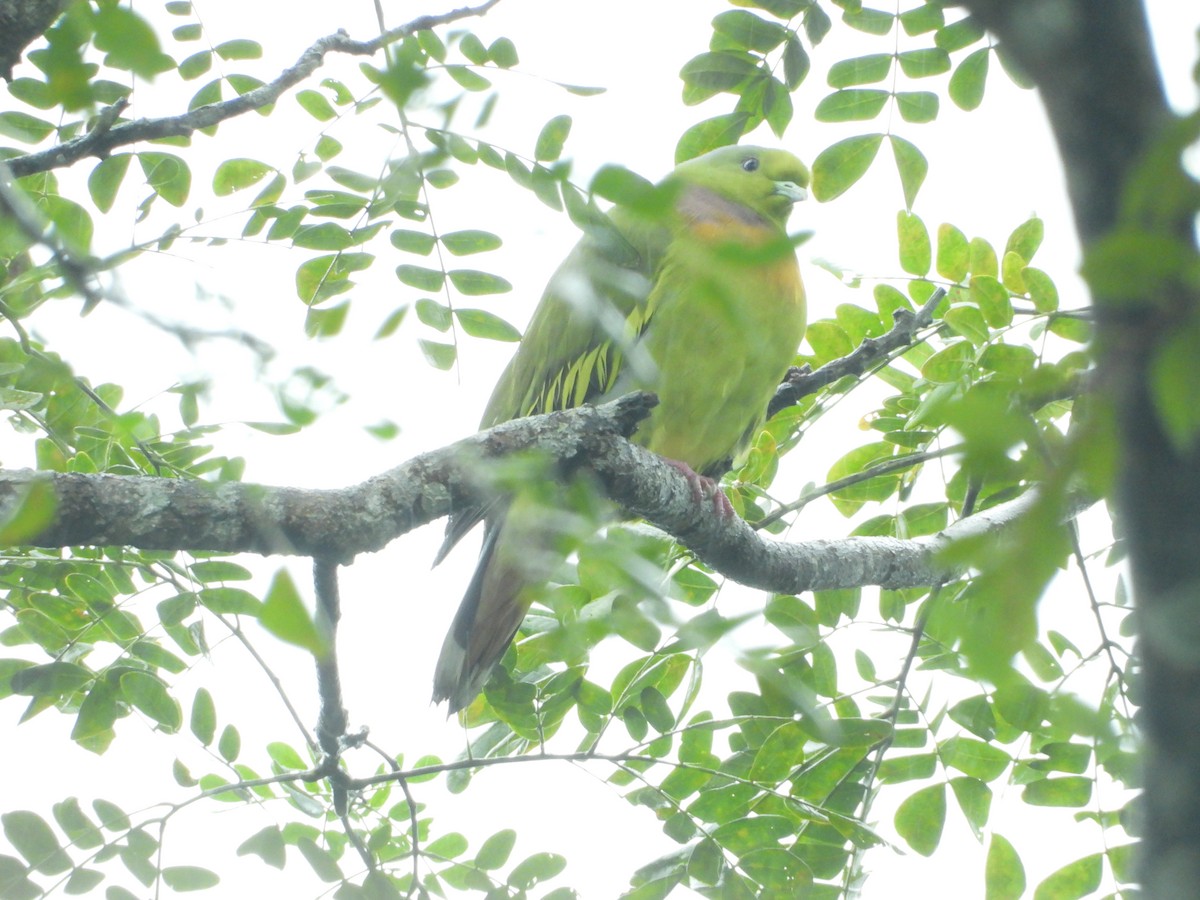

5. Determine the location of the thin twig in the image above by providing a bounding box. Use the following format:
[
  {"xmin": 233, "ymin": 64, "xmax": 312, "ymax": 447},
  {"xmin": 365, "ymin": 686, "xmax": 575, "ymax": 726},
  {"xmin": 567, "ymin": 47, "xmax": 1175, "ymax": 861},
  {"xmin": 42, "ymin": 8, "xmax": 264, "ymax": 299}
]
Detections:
[
  {"xmin": 756, "ymin": 443, "xmax": 963, "ymax": 529},
  {"xmin": 6, "ymin": 1, "xmax": 504, "ymax": 178},
  {"xmin": 0, "ymin": 159, "xmax": 106, "ymax": 309},
  {"xmin": 767, "ymin": 287, "xmax": 946, "ymax": 418}
]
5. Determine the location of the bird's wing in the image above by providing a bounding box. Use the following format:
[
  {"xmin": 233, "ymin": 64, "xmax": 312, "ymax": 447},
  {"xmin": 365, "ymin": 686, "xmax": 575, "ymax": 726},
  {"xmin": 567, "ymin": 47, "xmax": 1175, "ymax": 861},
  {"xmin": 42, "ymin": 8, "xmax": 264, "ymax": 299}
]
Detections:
[{"xmin": 434, "ymin": 211, "xmax": 666, "ymax": 566}]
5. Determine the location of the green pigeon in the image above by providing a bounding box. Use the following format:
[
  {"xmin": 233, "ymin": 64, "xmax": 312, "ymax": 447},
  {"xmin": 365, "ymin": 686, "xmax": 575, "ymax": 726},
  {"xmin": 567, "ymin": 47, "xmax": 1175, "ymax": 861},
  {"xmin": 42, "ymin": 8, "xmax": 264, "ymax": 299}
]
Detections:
[{"xmin": 433, "ymin": 145, "xmax": 810, "ymax": 712}]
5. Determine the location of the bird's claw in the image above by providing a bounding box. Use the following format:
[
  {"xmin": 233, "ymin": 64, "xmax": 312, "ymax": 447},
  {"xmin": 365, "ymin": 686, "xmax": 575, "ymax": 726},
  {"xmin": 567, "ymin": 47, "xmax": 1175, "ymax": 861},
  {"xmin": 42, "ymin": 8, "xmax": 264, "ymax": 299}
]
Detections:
[{"xmin": 665, "ymin": 459, "xmax": 736, "ymax": 519}]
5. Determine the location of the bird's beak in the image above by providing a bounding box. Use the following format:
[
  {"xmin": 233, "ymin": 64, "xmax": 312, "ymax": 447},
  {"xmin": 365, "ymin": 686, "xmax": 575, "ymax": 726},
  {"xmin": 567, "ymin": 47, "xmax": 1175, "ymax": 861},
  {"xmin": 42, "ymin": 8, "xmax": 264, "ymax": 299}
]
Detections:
[{"xmin": 774, "ymin": 181, "xmax": 808, "ymax": 203}]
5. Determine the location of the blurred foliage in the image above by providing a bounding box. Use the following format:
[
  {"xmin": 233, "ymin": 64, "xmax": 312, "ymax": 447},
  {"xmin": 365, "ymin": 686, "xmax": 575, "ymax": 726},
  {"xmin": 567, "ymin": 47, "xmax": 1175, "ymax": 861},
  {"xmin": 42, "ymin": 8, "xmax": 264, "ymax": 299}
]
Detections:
[{"xmin": 0, "ymin": 0, "xmax": 1182, "ymax": 897}]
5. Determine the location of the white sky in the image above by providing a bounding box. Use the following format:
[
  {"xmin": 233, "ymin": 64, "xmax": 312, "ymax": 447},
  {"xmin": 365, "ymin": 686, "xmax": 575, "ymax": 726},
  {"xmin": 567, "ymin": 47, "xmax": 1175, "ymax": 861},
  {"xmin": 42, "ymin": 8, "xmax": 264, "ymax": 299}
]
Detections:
[{"xmin": 2, "ymin": 1, "xmax": 1198, "ymax": 897}]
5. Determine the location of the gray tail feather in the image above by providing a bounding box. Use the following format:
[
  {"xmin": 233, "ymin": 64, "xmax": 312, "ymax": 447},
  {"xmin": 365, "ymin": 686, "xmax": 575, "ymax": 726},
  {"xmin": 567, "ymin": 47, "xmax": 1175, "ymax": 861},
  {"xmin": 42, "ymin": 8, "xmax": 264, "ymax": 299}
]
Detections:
[{"xmin": 432, "ymin": 523, "xmax": 500, "ymax": 712}]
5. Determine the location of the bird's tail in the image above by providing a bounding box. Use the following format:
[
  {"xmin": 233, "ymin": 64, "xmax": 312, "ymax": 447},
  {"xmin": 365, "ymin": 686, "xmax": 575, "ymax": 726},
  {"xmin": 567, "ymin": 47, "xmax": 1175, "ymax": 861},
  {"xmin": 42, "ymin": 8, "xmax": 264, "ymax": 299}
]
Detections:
[{"xmin": 432, "ymin": 517, "xmax": 532, "ymax": 713}]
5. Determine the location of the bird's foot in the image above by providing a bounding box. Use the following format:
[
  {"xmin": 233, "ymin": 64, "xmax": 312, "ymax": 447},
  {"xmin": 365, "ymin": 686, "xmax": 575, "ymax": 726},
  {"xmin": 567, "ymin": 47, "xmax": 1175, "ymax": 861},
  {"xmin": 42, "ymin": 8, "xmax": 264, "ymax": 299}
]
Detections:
[{"xmin": 664, "ymin": 459, "xmax": 736, "ymax": 519}]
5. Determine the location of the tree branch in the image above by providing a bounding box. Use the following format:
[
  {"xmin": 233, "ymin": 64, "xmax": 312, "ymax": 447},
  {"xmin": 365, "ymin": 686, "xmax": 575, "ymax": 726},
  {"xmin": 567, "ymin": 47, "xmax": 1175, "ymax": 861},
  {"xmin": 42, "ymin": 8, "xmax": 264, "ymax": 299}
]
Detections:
[
  {"xmin": 5, "ymin": 0, "xmax": 504, "ymax": 179},
  {"xmin": 0, "ymin": 392, "xmax": 1074, "ymax": 595},
  {"xmin": 0, "ymin": 0, "xmax": 67, "ymax": 81},
  {"xmin": 767, "ymin": 287, "xmax": 945, "ymax": 418}
]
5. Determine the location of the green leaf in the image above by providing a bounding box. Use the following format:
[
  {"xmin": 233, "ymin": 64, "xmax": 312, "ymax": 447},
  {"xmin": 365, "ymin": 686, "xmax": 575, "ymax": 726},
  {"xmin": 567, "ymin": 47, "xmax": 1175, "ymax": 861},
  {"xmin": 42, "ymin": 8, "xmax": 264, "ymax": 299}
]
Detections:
[
  {"xmin": 826, "ymin": 54, "xmax": 892, "ymax": 88},
  {"xmin": 417, "ymin": 29, "xmax": 446, "ymax": 62},
  {"xmin": 937, "ymin": 223, "xmax": 969, "ymax": 281},
  {"xmin": 1033, "ymin": 853, "xmax": 1102, "ymax": 900},
  {"xmin": 92, "ymin": 799, "xmax": 130, "ymax": 831},
  {"xmin": 940, "ymin": 735, "xmax": 1010, "ymax": 780},
  {"xmin": 877, "ymin": 753, "xmax": 937, "ymax": 783},
  {"xmin": 783, "ymin": 35, "xmax": 810, "ymax": 89},
  {"xmin": 6, "ymin": 78, "xmax": 55, "ymax": 109},
  {"xmin": 455, "ymin": 309, "xmax": 520, "ymax": 341},
  {"xmin": 190, "ymin": 687, "xmax": 216, "ymax": 746},
  {"xmin": 52, "ymin": 798, "xmax": 102, "ymax": 850},
  {"xmin": 419, "ymin": 339, "xmax": 456, "ymax": 370},
  {"xmin": 293, "ymin": 223, "xmax": 354, "ymax": 251},
  {"xmin": 1006, "ymin": 216, "xmax": 1044, "ymax": 261},
  {"xmin": 475, "ymin": 829, "xmax": 516, "ymax": 870},
  {"xmin": 120, "ymin": 671, "xmax": 182, "ymax": 732},
  {"xmin": 815, "ymin": 88, "xmax": 889, "ymax": 122},
  {"xmin": 199, "ymin": 587, "xmax": 261, "ymax": 615},
  {"xmin": 921, "ymin": 340, "xmax": 973, "ymax": 383},
  {"xmin": 1021, "ymin": 776, "xmax": 1092, "ymax": 808},
  {"xmin": 675, "ymin": 113, "xmax": 751, "ymax": 163},
  {"xmin": 489, "ymin": 37, "xmax": 519, "ymax": 68},
  {"xmin": 894, "ymin": 783, "xmax": 946, "ymax": 857},
  {"xmin": 215, "ymin": 39, "xmax": 262, "ymax": 61},
  {"xmin": 188, "ymin": 77, "xmax": 221, "ymax": 112},
  {"xmin": 712, "ymin": 816, "xmax": 794, "ymax": 855},
  {"xmin": 459, "ymin": 33, "xmax": 488, "ymax": 64},
  {"xmin": 893, "ymin": 91, "xmax": 937, "ymax": 126},
  {"xmin": 680, "ymin": 51, "xmax": 760, "ymax": 104},
  {"xmin": 969, "ymin": 274, "xmax": 1013, "ymax": 327},
  {"xmin": 2, "ymin": 811, "xmax": 71, "ymax": 874},
  {"xmin": 949, "ymin": 777, "xmax": 992, "ymax": 838},
  {"xmin": 37, "ymin": 194, "xmax": 93, "ymax": 251},
  {"xmin": 426, "ymin": 832, "xmax": 468, "ymax": 859},
  {"xmin": 218, "ymin": 724, "xmax": 241, "ymax": 762},
  {"xmin": 213, "ymin": 158, "xmax": 272, "ymax": 195},
  {"xmin": 826, "ymin": 442, "xmax": 900, "ymax": 514},
  {"xmin": 945, "ymin": 304, "xmax": 990, "ymax": 344},
  {"xmin": 260, "ymin": 569, "xmax": 326, "ymax": 655},
  {"xmin": 749, "ymin": 721, "xmax": 806, "ymax": 783},
  {"xmin": 138, "ymin": 152, "xmax": 191, "ymax": 207},
  {"xmin": 712, "ymin": 10, "xmax": 788, "ymax": 52},
  {"xmin": 805, "ymin": 321, "xmax": 853, "ymax": 362},
  {"xmin": 266, "ymin": 741, "xmax": 308, "ymax": 771},
  {"xmin": 416, "ymin": 298, "xmax": 452, "ymax": 332},
  {"xmin": 396, "ymin": 264, "xmax": 445, "ymax": 292},
  {"xmin": 64, "ymin": 868, "xmax": 103, "ymax": 894},
  {"xmin": 1022, "ymin": 266, "xmax": 1059, "ymax": 312},
  {"xmin": 391, "ymin": 229, "xmax": 436, "ymax": 255},
  {"xmin": 0, "ymin": 111, "xmax": 55, "ymax": 143},
  {"xmin": 10, "ymin": 661, "xmax": 90, "ymax": 698},
  {"xmin": 445, "ymin": 65, "xmax": 491, "ymax": 92},
  {"xmin": 94, "ymin": 6, "xmax": 172, "ymax": 77},
  {"xmin": 762, "ymin": 76, "xmax": 793, "ymax": 136},
  {"xmin": 980, "ymin": 343, "xmax": 1036, "ymax": 379},
  {"xmin": 969, "ymin": 237, "xmax": 999, "ymax": 277},
  {"xmin": 590, "ymin": 165, "xmax": 658, "ymax": 211},
  {"xmin": 534, "ymin": 114, "xmax": 572, "ymax": 162},
  {"xmin": 936, "ymin": 17, "xmax": 987, "ymax": 52},
  {"xmin": 890, "ymin": 136, "xmax": 927, "ymax": 209},
  {"xmin": 896, "ymin": 210, "xmax": 931, "ymax": 276},
  {"xmin": 897, "ymin": 48, "xmax": 950, "ymax": 78},
  {"xmin": 190, "ymin": 559, "xmax": 253, "ymax": 581},
  {"xmin": 237, "ymin": 826, "xmax": 286, "ymax": 869},
  {"xmin": 985, "ymin": 833, "xmax": 1025, "ymax": 900},
  {"xmin": 448, "ymin": 269, "xmax": 512, "ymax": 295},
  {"xmin": 507, "ymin": 852, "xmax": 566, "ymax": 890},
  {"xmin": 441, "ymin": 230, "xmax": 502, "ymax": 256},
  {"xmin": 950, "ymin": 48, "xmax": 989, "ymax": 111},
  {"xmin": 296, "ymin": 89, "xmax": 336, "ymax": 121},
  {"xmin": 161, "ymin": 866, "xmax": 220, "ymax": 891},
  {"xmin": 811, "ymin": 134, "xmax": 883, "ymax": 201},
  {"xmin": 315, "ymin": 135, "xmax": 342, "ymax": 161},
  {"xmin": 843, "ymin": 6, "xmax": 895, "ymax": 35},
  {"xmin": 179, "ymin": 50, "xmax": 211, "ymax": 80}
]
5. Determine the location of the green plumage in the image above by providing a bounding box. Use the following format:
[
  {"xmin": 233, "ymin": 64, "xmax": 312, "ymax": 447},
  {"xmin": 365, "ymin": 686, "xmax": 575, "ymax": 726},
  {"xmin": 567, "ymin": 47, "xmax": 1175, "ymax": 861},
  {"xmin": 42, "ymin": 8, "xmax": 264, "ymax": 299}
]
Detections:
[{"xmin": 434, "ymin": 145, "xmax": 810, "ymax": 712}]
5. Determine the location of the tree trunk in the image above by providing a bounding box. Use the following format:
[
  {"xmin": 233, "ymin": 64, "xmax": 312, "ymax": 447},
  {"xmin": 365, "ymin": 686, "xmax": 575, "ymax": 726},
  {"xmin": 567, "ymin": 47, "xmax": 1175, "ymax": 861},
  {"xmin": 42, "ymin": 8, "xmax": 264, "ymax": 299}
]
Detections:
[{"xmin": 959, "ymin": 1, "xmax": 1200, "ymax": 894}]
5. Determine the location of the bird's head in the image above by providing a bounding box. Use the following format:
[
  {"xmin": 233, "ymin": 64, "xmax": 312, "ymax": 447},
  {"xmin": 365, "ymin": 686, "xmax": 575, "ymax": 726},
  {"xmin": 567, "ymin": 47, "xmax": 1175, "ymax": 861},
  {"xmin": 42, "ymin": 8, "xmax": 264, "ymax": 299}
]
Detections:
[{"xmin": 668, "ymin": 145, "xmax": 809, "ymax": 230}]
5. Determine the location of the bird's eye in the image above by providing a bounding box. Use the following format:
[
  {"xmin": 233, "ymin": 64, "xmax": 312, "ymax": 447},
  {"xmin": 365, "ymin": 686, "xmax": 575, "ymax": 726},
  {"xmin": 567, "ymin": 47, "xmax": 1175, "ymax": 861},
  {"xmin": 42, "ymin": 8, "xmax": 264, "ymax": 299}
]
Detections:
[{"xmin": 741, "ymin": 157, "xmax": 760, "ymax": 172}]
